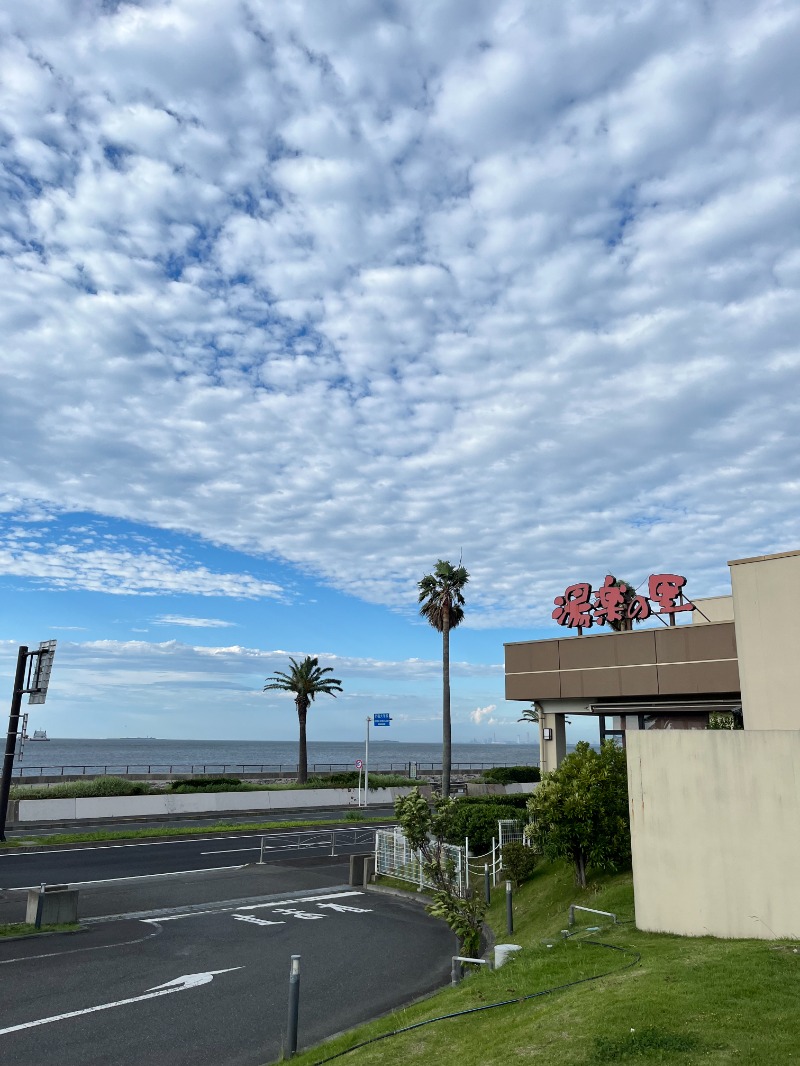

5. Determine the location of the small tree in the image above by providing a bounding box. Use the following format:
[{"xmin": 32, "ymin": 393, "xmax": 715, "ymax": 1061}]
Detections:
[
  {"xmin": 526, "ymin": 740, "xmax": 630, "ymax": 889},
  {"xmin": 394, "ymin": 788, "xmax": 486, "ymax": 956}
]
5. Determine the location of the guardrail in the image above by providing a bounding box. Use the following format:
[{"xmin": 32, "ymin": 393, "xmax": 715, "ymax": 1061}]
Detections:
[
  {"xmin": 257, "ymin": 825, "xmax": 392, "ymax": 862},
  {"xmin": 10, "ymin": 760, "xmax": 533, "ymax": 779}
]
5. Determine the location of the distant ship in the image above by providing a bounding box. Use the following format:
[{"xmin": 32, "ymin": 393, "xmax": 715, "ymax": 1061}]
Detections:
[{"xmin": 28, "ymin": 729, "xmax": 50, "ymax": 741}]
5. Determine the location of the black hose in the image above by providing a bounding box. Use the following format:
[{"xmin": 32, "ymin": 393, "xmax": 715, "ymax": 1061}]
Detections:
[{"xmin": 306, "ymin": 935, "xmax": 641, "ymax": 1064}]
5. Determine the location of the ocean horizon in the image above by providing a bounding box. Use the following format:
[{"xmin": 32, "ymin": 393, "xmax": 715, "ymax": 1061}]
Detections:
[{"xmin": 13, "ymin": 736, "xmax": 543, "ymax": 776}]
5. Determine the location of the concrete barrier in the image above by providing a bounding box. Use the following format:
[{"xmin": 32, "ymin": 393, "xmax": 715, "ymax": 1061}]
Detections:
[{"xmin": 17, "ymin": 786, "xmax": 417, "ymax": 824}]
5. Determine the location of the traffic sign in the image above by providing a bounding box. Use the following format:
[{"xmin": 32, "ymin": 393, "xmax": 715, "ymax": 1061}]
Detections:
[
  {"xmin": 355, "ymin": 759, "xmax": 363, "ymax": 769},
  {"xmin": 373, "ymin": 713, "xmax": 391, "ymax": 726}
]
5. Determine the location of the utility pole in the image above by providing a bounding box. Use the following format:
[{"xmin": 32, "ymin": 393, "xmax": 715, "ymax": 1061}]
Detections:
[{"xmin": 0, "ymin": 641, "xmax": 57, "ymax": 842}]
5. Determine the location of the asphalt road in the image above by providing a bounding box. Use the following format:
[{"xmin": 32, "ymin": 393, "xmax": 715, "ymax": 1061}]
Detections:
[
  {"xmin": 0, "ymin": 884, "xmax": 456, "ymax": 1066},
  {"xmin": 10, "ymin": 804, "xmax": 396, "ymax": 837},
  {"xmin": 0, "ymin": 824, "xmax": 394, "ymax": 892}
]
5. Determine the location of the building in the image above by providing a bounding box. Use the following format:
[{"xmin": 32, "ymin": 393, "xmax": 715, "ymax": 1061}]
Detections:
[{"xmin": 505, "ymin": 548, "xmax": 800, "ymax": 939}]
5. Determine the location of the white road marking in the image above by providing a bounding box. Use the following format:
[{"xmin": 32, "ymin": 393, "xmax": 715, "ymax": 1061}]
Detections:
[
  {"xmin": 199, "ymin": 847, "xmax": 263, "ymax": 855},
  {"xmin": 232, "ymin": 915, "xmax": 285, "ymax": 927},
  {"xmin": 0, "ymin": 968, "xmax": 243, "ymax": 1037},
  {"xmin": 10, "ymin": 865, "xmax": 247, "ymax": 891},
  {"xmin": 139, "ymin": 890, "xmax": 365, "ymax": 923},
  {"xmin": 316, "ymin": 903, "xmax": 372, "ymax": 913}
]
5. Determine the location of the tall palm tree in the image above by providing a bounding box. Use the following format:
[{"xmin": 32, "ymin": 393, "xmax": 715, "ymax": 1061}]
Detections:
[
  {"xmin": 418, "ymin": 559, "xmax": 469, "ymax": 798},
  {"xmin": 263, "ymin": 656, "xmax": 343, "ymax": 784}
]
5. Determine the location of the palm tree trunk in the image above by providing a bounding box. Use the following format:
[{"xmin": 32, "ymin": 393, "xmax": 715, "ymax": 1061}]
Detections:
[
  {"xmin": 442, "ymin": 605, "xmax": 451, "ymax": 798},
  {"xmin": 297, "ymin": 697, "xmax": 309, "ymax": 784}
]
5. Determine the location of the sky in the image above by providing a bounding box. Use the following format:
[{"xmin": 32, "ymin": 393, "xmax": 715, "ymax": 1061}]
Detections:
[{"xmin": 1, "ymin": 0, "xmax": 798, "ymax": 745}]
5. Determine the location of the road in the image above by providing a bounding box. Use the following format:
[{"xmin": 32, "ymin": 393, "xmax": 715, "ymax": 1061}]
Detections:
[
  {"xmin": 0, "ymin": 825, "xmax": 395, "ymax": 920},
  {"xmin": 0, "ymin": 884, "xmax": 456, "ymax": 1066},
  {"xmin": 10, "ymin": 804, "xmax": 396, "ymax": 837},
  {"xmin": 0, "ymin": 824, "xmax": 393, "ymax": 890}
]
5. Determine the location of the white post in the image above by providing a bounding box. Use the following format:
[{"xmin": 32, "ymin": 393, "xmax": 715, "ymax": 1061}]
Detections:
[
  {"xmin": 357, "ymin": 764, "xmax": 362, "ymax": 807},
  {"xmin": 364, "ymin": 716, "xmax": 371, "ymax": 807},
  {"xmin": 492, "ymin": 837, "xmax": 497, "ymax": 887},
  {"xmin": 465, "ymin": 837, "xmax": 470, "ymax": 890},
  {"xmin": 418, "ymin": 848, "xmax": 424, "ymax": 892}
]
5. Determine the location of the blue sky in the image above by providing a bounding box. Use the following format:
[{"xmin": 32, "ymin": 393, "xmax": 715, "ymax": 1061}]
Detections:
[{"xmin": 1, "ymin": 1, "xmax": 798, "ymax": 744}]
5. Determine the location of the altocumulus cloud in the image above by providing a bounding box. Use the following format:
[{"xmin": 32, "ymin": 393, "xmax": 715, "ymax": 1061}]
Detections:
[{"xmin": 0, "ymin": 0, "xmax": 799, "ymax": 628}]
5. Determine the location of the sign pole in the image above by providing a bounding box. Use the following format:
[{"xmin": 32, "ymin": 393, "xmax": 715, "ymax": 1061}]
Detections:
[
  {"xmin": 0, "ymin": 646, "xmax": 28, "ymax": 843},
  {"xmin": 364, "ymin": 717, "xmax": 370, "ymax": 807}
]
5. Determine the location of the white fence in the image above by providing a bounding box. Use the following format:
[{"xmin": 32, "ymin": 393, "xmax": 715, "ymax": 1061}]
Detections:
[
  {"xmin": 374, "ymin": 827, "xmax": 465, "ymax": 894},
  {"xmin": 376, "ymin": 819, "xmax": 534, "ymax": 895}
]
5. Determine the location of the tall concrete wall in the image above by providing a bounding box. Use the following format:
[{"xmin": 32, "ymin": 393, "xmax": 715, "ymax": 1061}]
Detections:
[
  {"xmin": 627, "ymin": 730, "xmax": 800, "ymax": 939},
  {"xmin": 730, "ymin": 549, "xmax": 800, "ymax": 729}
]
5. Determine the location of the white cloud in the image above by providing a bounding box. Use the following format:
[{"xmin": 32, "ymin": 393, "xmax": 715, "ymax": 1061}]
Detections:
[
  {"xmin": 0, "ymin": 0, "xmax": 798, "ymax": 633},
  {"xmin": 470, "ymin": 704, "xmax": 496, "ymax": 725},
  {"xmin": 0, "ymin": 530, "xmax": 284, "ymax": 599},
  {"xmin": 152, "ymin": 615, "xmax": 237, "ymax": 628}
]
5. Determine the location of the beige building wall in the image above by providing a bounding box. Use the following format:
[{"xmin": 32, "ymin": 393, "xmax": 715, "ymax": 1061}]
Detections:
[
  {"xmin": 729, "ymin": 549, "xmax": 800, "ymax": 729},
  {"xmin": 691, "ymin": 595, "xmax": 733, "ymax": 624},
  {"xmin": 627, "ymin": 730, "xmax": 800, "ymax": 939}
]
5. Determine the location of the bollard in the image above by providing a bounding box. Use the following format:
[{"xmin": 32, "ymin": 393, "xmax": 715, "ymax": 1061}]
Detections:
[
  {"xmin": 506, "ymin": 880, "xmax": 513, "ymax": 935},
  {"xmin": 285, "ymin": 955, "xmax": 301, "ymax": 1059},
  {"xmin": 484, "ymin": 863, "xmax": 491, "ymax": 906},
  {"xmin": 34, "ymin": 882, "xmax": 46, "ymax": 930}
]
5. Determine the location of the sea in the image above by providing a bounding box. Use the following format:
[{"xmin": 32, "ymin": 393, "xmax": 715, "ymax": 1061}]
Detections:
[{"xmin": 14, "ymin": 737, "xmax": 540, "ymax": 777}]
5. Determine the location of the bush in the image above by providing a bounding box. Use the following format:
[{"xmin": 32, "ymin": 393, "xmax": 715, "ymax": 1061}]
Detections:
[
  {"xmin": 481, "ymin": 766, "xmax": 540, "ymax": 785},
  {"xmin": 168, "ymin": 777, "xmax": 247, "ymax": 792},
  {"xmin": 444, "ymin": 800, "xmax": 523, "ymax": 854},
  {"xmin": 306, "ymin": 772, "xmax": 414, "ymax": 788},
  {"xmin": 501, "ymin": 841, "xmax": 538, "ymax": 887},
  {"xmin": 454, "ymin": 794, "xmax": 530, "ymax": 809},
  {"xmin": 11, "ymin": 776, "xmax": 151, "ymax": 800}
]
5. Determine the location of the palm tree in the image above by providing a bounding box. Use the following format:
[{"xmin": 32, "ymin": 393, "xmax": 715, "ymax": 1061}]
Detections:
[
  {"xmin": 418, "ymin": 559, "xmax": 469, "ymax": 798},
  {"xmin": 263, "ymin": 656, "xmax": 343, "ymax": 784}
]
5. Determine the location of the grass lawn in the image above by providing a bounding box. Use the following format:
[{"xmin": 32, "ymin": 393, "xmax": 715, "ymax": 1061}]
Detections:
[
  {"xmin": 0, "ymin": 922, "xmax": 81, "ymax": 937},
  {"xmin": 286, "ymin": 860, "xmax": 800, "ymax": 1066}
]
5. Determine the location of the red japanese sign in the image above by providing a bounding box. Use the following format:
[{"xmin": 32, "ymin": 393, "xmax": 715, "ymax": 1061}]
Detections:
[{"xmin": 552, "ymin": 573, "xmax": 692, "ymax": 630}]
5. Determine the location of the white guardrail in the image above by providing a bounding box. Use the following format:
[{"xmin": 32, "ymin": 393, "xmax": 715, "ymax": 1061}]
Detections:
[{"xmin": 256, "ymin": 825, "xmax": 394, "ymax": 863}]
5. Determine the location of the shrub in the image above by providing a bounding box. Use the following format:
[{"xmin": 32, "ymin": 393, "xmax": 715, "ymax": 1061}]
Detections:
[
  {"xmin": 12, "ymin": 776, "xmax": 152, "ymax": 800},
  {"xmin": 454, "ymin": 794, "xmax": 530, "ymax": 809},
  {"xmin": 501, "ymin": 841, "xmax": 538, "ymax": 887},
  {"xmin": 168, "ymin": 777, "xmax": 245, "ymax": 792},
  {"xmin": 481, "ymin": 765, "xmax": 540, "ymax": 785},
  {"xmin": 306, "ymin": 772, "xmax": 414, "ymax": 788},
  {"xmin": 444, "ymin": 800, "xmax": 523, "ymax": 853}
]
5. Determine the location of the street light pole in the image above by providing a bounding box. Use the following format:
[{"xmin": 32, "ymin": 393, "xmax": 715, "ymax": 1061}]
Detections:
[{"xmin": 0, "ymin": 646, "xmax": 29, "ymax": 843}]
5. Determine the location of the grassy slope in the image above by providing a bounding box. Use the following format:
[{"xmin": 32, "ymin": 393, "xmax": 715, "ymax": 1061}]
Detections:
[{"xmin": 287, "ymin": 860, "xmax": 800, "ymax": 1066}]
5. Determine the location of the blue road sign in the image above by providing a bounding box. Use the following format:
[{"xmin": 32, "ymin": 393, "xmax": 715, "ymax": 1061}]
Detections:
[{"xmin": 373, "ymin": 713, "xmax": 391, "ymax": 726}]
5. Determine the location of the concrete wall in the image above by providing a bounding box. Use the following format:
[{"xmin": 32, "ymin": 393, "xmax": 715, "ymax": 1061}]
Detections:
[
  {"xmin": 691, "ymin": 595, "xmax": 734, "ymax": 624},
  {"xmin": 627, "ymin": 730, "xmax": 800, "ymax": 939},
  {"xmin": 729, "ymin": 548, "xmax": 800, "ymax": 729},
  {"xmin": 16, "ymin": 782, "xmax": 538, "ymax": 824}
]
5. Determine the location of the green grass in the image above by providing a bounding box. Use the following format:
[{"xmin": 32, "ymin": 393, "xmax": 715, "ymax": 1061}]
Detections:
[
  {"xmin": 286, "ymin": 860, "xmax": 800, "ymax": 1066},
  {"xmin": 0, "ymin": 922, "xmax": 81, "ymax": 937},
  {"xmin": 0, "ymin": 815, "xmax": 392, "ymax": 849}
]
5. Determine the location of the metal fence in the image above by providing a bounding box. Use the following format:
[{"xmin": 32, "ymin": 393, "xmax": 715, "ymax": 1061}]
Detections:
[
  {"xmin": 10, "ymin": 760, "xmax": 533, "ymax": 779},
  {"xmin": 374, "ymin": 827, "xmax": 465, "ymax": 894},
  {"xmin": 256, "ymin": 825, "xmax": 388, "ymax": 862}
]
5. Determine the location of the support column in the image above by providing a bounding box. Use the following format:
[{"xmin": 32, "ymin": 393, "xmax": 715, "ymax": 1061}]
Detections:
[{"xmin": 539, "ymin": 712, "xmax": 567, "ymax": 774}]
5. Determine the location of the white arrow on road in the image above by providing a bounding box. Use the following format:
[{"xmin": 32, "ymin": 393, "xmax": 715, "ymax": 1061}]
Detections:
[{"xmin": 0, "ymin": 968, "xmax": 243, "ymax": 1037}]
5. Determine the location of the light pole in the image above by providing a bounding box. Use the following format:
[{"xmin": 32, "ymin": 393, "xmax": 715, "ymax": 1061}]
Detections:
[{"xmin": 0, "ymin": 641, "xmax": 57, "ymax": 842}]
